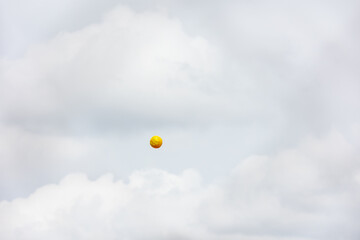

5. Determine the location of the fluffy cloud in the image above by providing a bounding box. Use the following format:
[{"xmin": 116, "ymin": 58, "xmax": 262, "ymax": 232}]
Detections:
[
  {"xmin": 1, "ymin": 131, "xmax": 359, "ymax": 240},
  {"xmin": 5, "ymin": 1, "xmax": 359, "ymax": 136},
  {"xmin": 0, "ymin": 5, "xmax": 225, "ymax": 198},
  {"xmin": 200, "ymin": 130, "xmax": 360, "ymax": 239},
  {"xmin": 0, "ymin": 169, "xmax": 204, "ymax": 240},
  {"xmin": 0, "ymin": 5, "xmax": 223, "ymax": 134},
  {"xmin": 1, "ymin": 2, "xmax": 359, "ymax": 238}
]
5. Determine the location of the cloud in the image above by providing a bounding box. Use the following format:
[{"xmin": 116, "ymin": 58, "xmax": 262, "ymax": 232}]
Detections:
[
  {"xmin": 1, "ymin": 2, "xmax": 360, "ymax": 235},
  {"xmin": 0, "ymin": 5, "xmax": 223, "ymax": 134},
  {"xmin": 1, "ymin": 131, "xmax": 359, "ymax": 240},
  {"xmin": 0, "ymin": 169, "xmax": 204, "ymax": 240},
  {"xmin": 0, "ymin": 5, "xmax": 226, "ymax": 198},
  {"xmin": 200, "ymin": 130, "xmax": 360, "ymax": 239},
  {"xmin": 4, "ymin": 1, "xmax": 359, "ymax": 137},
  {"xmin": 0, "ymin": 0, "xmax": 122, "ymax": 58}
]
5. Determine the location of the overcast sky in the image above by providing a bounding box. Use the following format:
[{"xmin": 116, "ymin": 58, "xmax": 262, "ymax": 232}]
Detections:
[{"xmin": 1, "ymin": 0, "xmax": 360, "ymax": 239}]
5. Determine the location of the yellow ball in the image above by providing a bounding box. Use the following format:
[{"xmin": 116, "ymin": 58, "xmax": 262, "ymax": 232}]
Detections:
[{"xmin": 150, "ymin": 136, "xmax": 162, "ymax": 148}]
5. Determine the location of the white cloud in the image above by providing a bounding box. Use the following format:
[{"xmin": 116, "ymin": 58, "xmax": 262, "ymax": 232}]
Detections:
[
  {"xmin": 0, "ymin": 5, "xmax": 223, "ymax": 133},
  {"xmin": 1, "ymin": 2, "xmax": 359, "ymax": 237},
  {"xmin": 2, "ymin": 1, "xmax": 359, "ymax": 132},
  {"xmin": 200, "ymin": 130, "xmax": 360, "ymax": 239},
  {"xmin": 0, "ymin": 169, "xmax": 204, "ymax": 240},
  {"xmin": 0, "ymin": 5, "xmax": 227, "ymax": 198},
  {"xmin": 1, "ymin": 131, "xmax": 359, "ymax": 240}
]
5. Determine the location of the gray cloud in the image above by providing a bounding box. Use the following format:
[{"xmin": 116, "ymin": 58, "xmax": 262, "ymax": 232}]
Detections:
[
  {"xmin": 1, "ymin": 131, "xmax": 359, "ymax": 240},
  {"xmin": 200, "ymin": 130, "xmax": 360, "ymax": 239},
  {"xmin": 1, "ymin": 5, "xmax": 224, "ymax": 133},
  {"xmin": 1, "ymin": 0, "xmax": 360, "ymax": 198},
  {"xmin": 0, "ymin": 1, "xmax": 360, "ymax": 238}
]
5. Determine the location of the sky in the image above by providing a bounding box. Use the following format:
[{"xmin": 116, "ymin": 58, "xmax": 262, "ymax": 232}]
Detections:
[{"xmin": 0, "ymin": 0, "xmax": 360, "ymax": 239}]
